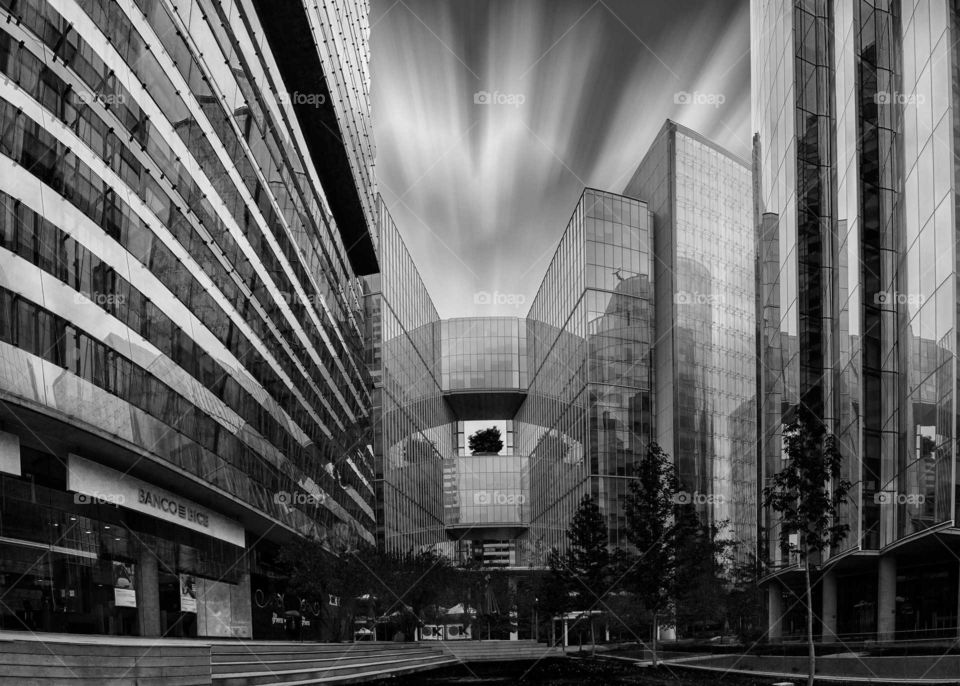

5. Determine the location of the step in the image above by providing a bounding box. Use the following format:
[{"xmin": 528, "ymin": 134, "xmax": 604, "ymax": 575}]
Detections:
[
  {"xmin": 253, "ymin": 656, "xmax": 460, "ymax": 686},
  {"xmin": 211, "ymin": 646, "xmax": 435, "ymax": 663},
  {"xmin": 0, "ymin": 640, "xmax": 211, "ymax": 685},
  {"xmin": 213, "ymin": 653, "xmax": 451, "ymax": 686},
  {"xmin": 211, "ymin": 649, "xmax": 442, "ymax": 674},
  {"xmin": 210, "ymin": 641, "xmax": 417, "ymax": 655}
]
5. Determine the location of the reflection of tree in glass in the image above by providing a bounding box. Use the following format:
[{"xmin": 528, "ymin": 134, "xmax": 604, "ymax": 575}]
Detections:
[{"xmin": 400, "ymin": 435, "xmax": 439, "ymax": 464}]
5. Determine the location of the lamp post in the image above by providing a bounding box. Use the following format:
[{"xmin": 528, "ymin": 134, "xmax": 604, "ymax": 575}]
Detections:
[{"xmin": 533, "ymin": 596, "xmax": 538, "ymax": 642}]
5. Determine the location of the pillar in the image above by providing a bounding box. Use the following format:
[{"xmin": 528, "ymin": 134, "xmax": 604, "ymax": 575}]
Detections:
[
  {"xmin": 137, "ymin": 546, "xmax": 161, "ymax": 637},
  {"xmin": 563, "ymin": 617, "xmax": 569, "ymax": 646},
  {"xmin": 821, "ymin": 571, "xmax": 837, "ymax": 643},
  {"xmin": 767, "ymin": 582, "xmax": 783, "ymax": 642},
  {"xmin": 877, "ymin": 556, "xmax": 896, "ymax": 641}
]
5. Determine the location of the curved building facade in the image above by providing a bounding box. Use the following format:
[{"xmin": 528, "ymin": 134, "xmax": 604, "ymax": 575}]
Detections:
[
  {"xmin": 517, "ymin": 189, "xmax": 655, "ymax": 561},
  {"xmin": 372, "ymin": 189, "xmax": 656, "ymax": 566},
  {"xmin": 372, "ymin": 128, "xmax": 755, "ymax": 572},
  {"xmin": 0, "ymin": 0, "xmax": 377, "ymax": 639}
]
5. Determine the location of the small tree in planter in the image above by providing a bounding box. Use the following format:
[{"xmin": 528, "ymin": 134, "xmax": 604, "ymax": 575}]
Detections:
[
  {"xmin": 468, "ymin": 426, "xmax": 503, "ymax": 455},
  {"xmin": 762, "ymin": 408, "xmax": 851, "ymax": 686}
]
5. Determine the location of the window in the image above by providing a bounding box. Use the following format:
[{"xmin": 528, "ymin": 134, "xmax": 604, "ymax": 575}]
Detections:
[
  {"xmin": 16, "ymin": 297, "xmax": 37, "ymax": 354},
  {"xmin": 15, "ymin": 201, "xmax": 36, "ymax": 262},
  {"xmin": 0, "ymin": 289, "xmax": 12, "ymax": 342},
  {"xmin": 36, "ymin": 215, "xmax": 58, "ymax": 273},
  {"xmin": 36, "ymin": 309, "xmax": 65, "ymax": 366}
]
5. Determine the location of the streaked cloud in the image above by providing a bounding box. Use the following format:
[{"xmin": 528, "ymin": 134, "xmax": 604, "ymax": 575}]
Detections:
[{"xmin": 371, "ymin": 0, "xmax": 750, "ymax": 317}]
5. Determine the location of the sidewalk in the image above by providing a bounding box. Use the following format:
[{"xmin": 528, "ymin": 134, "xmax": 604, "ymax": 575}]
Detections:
[
  {"xmin": 0, "ymin": 632, "xmax": 560, "ymax": 685},
  {"xmin": 603, "ymin": 649, "xmax": 960, "ymax": 684}
]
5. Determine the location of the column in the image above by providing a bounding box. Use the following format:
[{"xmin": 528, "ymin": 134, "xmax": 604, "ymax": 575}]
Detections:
[
  {"xmin": 137, "ymin": 546, "xmax": 161, "ymax": 637},
  {"xmin": 821, "ymin": 571, "xmax": 837, "ymax": 643},
  {"xmin": 877, "ymin": 556, "xmax": 896, "ymax": 641},
  {"xmin": 767, "ymin": 581, "xmax": 783, "ymax": 642}
]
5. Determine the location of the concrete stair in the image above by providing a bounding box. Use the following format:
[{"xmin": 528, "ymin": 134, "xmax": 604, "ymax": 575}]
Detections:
[
  {"xmin": 427, "ymin": 639, "xmax": 560, "ymax": 662},
  {"xmin": 0, "ymin": 636, "xmax": 211, "ymax": 685},
  {"xmin": 210, "ymin": 641, "xmax": 457, "ymax": 686},
  {"xmin": 0, "ymin": 633, "xmax": 562, "ymax": 685}
]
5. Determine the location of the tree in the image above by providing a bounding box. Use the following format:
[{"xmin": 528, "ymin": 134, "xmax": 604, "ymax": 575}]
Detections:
[
  {"xmin": 278, "ymin": 541, "xmax": 456, "ymax": 642},
  {"xmin": 671, "ymin": 511, "xmax": 734, "ymax": 637},
  {"xmin": 468, "ymin": 426, "xmax": 503, "ymax": 454},
  {"xmin": 762, "ymin": 408, "xmax": 851, "ymax": 686},
  {"xmin": 604, "ymin": 548, "xmax": 650, "ymax": 642},
  {"xmin": 371, "ymin": 548, "xmax": 454, "ymax": 639},
  {"xmin": 473, "ymin": 571, "xmax": 512, "ymax": 639},
  {"xmin": 725, "ymin": 553, "xmax": 766, "ymax": 643},
  {"xmin": 623, "ymin": 442, "xmax": 678, "ymax": 666},
  {"xmin": 537, "ymin": 556, "xmax": 572, "ymax": 647},
  {"xmin": 278, "ymin": 539, "xmax": 347, "ymax": 640},
  {"xmin": 549, "ymin": 494, "xmax": 614, "ymax": 652},
  {"xmin": 622, "ymin": 443, "xmax": 734, "ymax": 662}
]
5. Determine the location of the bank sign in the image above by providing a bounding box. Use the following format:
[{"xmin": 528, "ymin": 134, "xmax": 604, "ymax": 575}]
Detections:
[
  {"xmin": 67, "ymin": 454, "xmax": 245, "ymax": 547},
  {"xmin": 137, "ymin": 488, "xmax": 210, "ymax": 528}
]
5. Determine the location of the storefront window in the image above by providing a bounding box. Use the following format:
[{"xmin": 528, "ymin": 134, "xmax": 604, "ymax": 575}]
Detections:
[{"xmin": 0, "ymin": 448, "xmax": 248, "ymax": 637}]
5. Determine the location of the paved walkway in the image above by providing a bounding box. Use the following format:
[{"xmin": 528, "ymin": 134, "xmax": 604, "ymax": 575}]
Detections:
[
  {"xmin": 603, "ymin": 649, "xmax": 960, "ymax": 684},
  {"xmin": 0, "ymin": 632, "xmax": 563, "ymax": 685}
]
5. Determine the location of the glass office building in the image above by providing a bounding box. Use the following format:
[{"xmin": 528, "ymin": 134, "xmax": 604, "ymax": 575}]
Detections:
[
  {"xmin": 516, "ymin": 189, "xmax": 655, "ymax": 563},
  {"xmin": 369, "ymin": 197, "xmax": 453, "ymax": 555},
  {"xmin": 370, "ymin": 254, "xmax": 528, "ymax": 557},
  {"xmin": 373, "ymin": 132, "xmax": 753, "ymax": 573},
  {"xmin": 373, "ymin": 190, "xmax": 654, "ymax": 567},
  {"xmin": 440, "ymin": 318, "xmax": 527, "ymax": 392},
  {"xmin": 623, "ymin": 120, "xmax": 757, "ymax": 562},
  {"xmin": 0, "ymin": 0, "xmax": 377, "ymax": 639},
  {"xmin": 443, "ymin": 453, "xmax": 529, "ymax": 567},
  {"xmin": 753, "ymin": 0, "xmax": 960, "ymax": 641}
]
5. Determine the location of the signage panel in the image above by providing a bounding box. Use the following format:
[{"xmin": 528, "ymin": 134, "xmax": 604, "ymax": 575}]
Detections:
[{"xmin": 67, "ymin": 454, "xmax": 245, "ymax": 547}]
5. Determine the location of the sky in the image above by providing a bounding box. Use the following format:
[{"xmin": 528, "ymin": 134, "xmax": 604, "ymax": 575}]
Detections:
[{"xmin": 370, "ymin": 0, "xmax": 750, "ymax": 318}]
